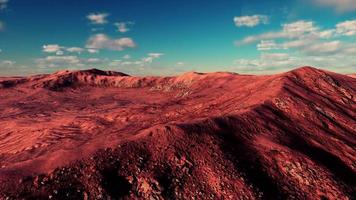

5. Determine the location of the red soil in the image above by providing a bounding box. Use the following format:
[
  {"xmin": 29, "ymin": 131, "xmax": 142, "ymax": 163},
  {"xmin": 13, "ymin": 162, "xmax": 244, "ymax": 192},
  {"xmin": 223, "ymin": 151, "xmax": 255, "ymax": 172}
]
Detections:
[{"xmin": 0, "ymin": 67, "xmax": 355, "ymax": 199}]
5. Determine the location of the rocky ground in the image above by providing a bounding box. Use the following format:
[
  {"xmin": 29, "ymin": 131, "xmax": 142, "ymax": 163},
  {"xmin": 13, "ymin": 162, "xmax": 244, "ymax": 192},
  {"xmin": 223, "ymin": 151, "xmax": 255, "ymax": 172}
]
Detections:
[{"xmin": 0, "ymin": 67, "xmax": 355, "ymax": 199}]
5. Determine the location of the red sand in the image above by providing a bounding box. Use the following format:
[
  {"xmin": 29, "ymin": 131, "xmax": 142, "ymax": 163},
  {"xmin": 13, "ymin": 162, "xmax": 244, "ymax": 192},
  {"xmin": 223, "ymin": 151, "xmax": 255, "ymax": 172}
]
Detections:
[{"xmin": 0, "ymin": 66, "xmax": 355, "ymax": 199}]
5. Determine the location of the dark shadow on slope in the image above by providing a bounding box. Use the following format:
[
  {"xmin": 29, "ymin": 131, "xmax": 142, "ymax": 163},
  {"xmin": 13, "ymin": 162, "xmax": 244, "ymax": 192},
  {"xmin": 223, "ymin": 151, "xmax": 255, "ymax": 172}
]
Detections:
[
  {"xmin": 257, "ymin": 104, "xmax": 356, "ymax": 195},
  {"xmin": 285, "ymin": 76, "xmax": 356, "ymax": 126},
  {"xmin": 101, "ymin": 168, "xmax": 132, "ymax": 199},
  {"xmin": 282, "ymin": 86, "xmax": 356, "ymax": 147},
  {"xmin": 177, "ymin": 116, "xmax": 288, "ymax": 199},
  {"xmin": 214, "ymin": 117, "xmax": 288, "ymax": 200},
  {"xmin": 287, "ymin": 133, "xmax": 356, "ymax": 189},
  {"xmin": 156, "ymin": 167, "xmax": 175, "ymax": 200}
]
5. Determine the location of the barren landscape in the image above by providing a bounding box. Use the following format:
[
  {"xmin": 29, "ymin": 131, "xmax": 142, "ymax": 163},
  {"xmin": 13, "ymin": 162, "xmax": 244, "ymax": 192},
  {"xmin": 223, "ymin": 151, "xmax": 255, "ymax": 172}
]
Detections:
[{"xmin": 0, "ymin": 66, "xmax": 354, "ymax": 199}]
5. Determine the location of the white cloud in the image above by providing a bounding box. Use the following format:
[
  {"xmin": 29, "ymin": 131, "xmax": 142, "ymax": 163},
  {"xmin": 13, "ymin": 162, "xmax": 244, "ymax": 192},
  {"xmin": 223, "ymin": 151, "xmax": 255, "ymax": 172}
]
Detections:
[
  {"xmin": 176, "ymin": 62, "xmax": 184, "ymax": 66},
  {"xmin": 56, "ymin": 50, "xmax": 64, "ymax": 56},
  {"xmin": 87, "ymin": 49, "xmax": 99, "ymax": 54},
  {"xmin": 239, "ymin": 20, "xmax": 355, "ymax": 45},
  {"xmin": 234, "ymin": 18, "xmax": 356, "ymax": 74},
  {"xmin": 318, "ymin": 29, "xmax": 335, "ymax": 38},
  {"xmin": 36, "ymin": 55, "xmax": 110, "ymax": 69},
  {"xmin": 237, "ymin": 32, "xmax": 286, "ymax": 44},
  {"xmin": 282, "ymin": 38, "xmax": 356, "ymax": 57},
  {"xmin": 0, "ymin": 60, "xmax": 16, "ymax": 66},
  {"xmin": 121, "ymin": 61, "xmax": 143, "ymax": 66},
  {"xmin": 87, "ymin": 13, "xmax": 109, "ymax": 24},
  {"xmin": 143, "ymin": 53, "xmax": 164, "ymax": 64},
  {"xmin": 282, "ymin": 21, "xmax": 318, "ymax": 37},
  {"xmin": 86, "ymin": 34, "xmax": 136, "ymax": 51},
  {"xmin": 43, "ymin": 44, "xmax": 62, "ymax": 53},
  {"xmin": 234, "ymin": 53, "xmax": 296, "ymax": 73},
  {"xmin": 336, "ymin": 20, "xmax": 356, "ymax": 36},
  {"xmin": 313, "ymin": 0, "xmax": 356, "ymax": 12},
  {"xmin": 36, "ymin": 56, "xmax": 81, "ymax": 68},
  {"xmin": 35, "ymin": 52, "xmax": 163, "ymax": 73},
  {"xmin": 0, "ymin": 0, "xmax": 8, "ymax": 10},
  {"xmin": 236, "ymin": 20, "xmax": 319, "ymax": 44},
  {"xmin": 114, "ymin": 22, "xmax": 133, "ymax": 33},
  {"xmin": 236, "ymin": 19, "xmax": 356, "ymax": 56},
  {"xmin": 234, "ymin": 15, "xmax": 269, "ymax": 27},
  {"xmin": 283, "ymin": 39, "xmax": 310, "ymax": 48},
  {"xmin": 66, "ymin": 47, "xmax": 85, "ymax": 53},
  {"xmin": 87, "ymin": 58, "xmax": 101, "ymax": 63},
  {"xmin": 108, "ymin": 60, "xmax": 122, "ymax": 67},
  {"xmin": 123, "ymin": 54, "xmax": 131, "ymax": 59},
  {"xmin": 108, "ymin": 53, "xmax": 164, "ymax": 68},
  {"xmin": 257, "ymin": 40, "xmax": 285, "ymax": 51},
  {"xmin": 148, "ymin": 53, "xmax": 164, "ymax": 58},
  {"xmin": 260, "ymin": 53, "xmax": 291, "ymax": 61},
  {"xmin": 233, "ymin": 52, "xmax": 356, "ymax": 74},
  {"xmin": 301, "ymin": 40, "xmax": 341, "ymax": 54},
  {"xmin": 43, "ymin": 45, "xmax": 99, "ymax": 55}
]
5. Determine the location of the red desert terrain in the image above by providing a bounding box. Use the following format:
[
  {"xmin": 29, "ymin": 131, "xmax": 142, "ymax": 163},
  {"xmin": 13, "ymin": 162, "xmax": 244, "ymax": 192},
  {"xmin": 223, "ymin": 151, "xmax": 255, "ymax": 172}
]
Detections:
[{"xmin": 0, "ymin": 66, "xmax": 355, "ymax": 199}]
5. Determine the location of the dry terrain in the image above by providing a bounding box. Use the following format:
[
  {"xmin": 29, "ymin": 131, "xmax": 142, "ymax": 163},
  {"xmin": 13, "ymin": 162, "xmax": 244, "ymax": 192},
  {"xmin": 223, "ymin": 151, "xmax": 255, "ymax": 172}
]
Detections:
[{"xmin": 0, "ymin": 67, "xmax": 355, "ymax": 199}]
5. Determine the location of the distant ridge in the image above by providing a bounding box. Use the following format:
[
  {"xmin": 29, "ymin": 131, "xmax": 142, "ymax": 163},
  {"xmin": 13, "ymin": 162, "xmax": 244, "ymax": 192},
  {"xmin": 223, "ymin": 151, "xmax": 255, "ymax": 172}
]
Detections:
[{"xmin": 2, "ymin": 66, "xmax": 352, "ymax": 90}]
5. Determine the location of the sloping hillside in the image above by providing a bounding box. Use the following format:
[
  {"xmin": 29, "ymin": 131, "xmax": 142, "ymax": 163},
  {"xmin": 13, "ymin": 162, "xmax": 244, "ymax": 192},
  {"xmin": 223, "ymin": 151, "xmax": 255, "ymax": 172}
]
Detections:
[{"xmin": 0, "ymin": 67, "xmax": 355, "ymax": 199}]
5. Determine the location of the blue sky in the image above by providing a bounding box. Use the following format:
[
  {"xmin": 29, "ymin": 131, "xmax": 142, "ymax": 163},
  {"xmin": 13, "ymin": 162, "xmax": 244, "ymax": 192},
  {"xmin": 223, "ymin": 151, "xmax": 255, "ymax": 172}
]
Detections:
[{"xmin": 0, "ymin": 0, "xmax": 355, "ymax": 76}]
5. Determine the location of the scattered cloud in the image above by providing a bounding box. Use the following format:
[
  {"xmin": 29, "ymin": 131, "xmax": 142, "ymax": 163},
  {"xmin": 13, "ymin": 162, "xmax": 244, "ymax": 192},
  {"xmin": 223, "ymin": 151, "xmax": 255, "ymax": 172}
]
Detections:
[
  {"xmin": 87, "ymin": 13, "xmax": 109, "ymax": 24},
  {"xmin": 148, "ymin": 53, "xmax": 164, "ymax": 58},
  {"xmin": 0, "ymin": 0, "xmax": 8, "ymax": 10},
  {"xmin": 234, "ymin": 15, "xmax": 269, "ymax": 27},
  {"xmin": 35, "ymin": 52, "xmax": 164, "ymax": 74},
  {"xmin": 234, "ymin": 53, "xmax": 296, "ymax": 73},
  {"xmin": 176, "ymin": 62, "xmax": 184, "ymax": 66},
  {"xmin": 142, "ymin": 53, "xmax": 164, "ymax": 64},
  {"xmin": 257, "ymin": 40, "xmax": 285, "ymax": 51},
  {"xmin": 123, "ymin": 54, "xmax": 131, "ymax": 59},
  {"xmin": 282, "ymin": 21, "xmax": 318, "ymax": 37},
  {"xmin": 313, "ymin": 0, "xmax": 356, "ymax": 12},
  {"xmin": 36, "ymin": 56, "xmax": 82, "ymax": 68},
  {"xmin": 114, "ymin": 22, "xmax": 134, "ymax": 33},
  {"xmin": 237, "ymin": 19, "xmax": 356, "ymax": 56},
  {"xmin": 301, "ymin": 40, "xmax": 341, "ymax": 55},
  {"xmin": 234, "ymin": 18, "xmax": 356, "ymax": 74},
  {"xmin": 278, "ymin": 38, "xmax": 356, "ymax": 57},
  {"xmin": 86, "ymin": 34, "xmax": 136, "ymax": 51},
  {"xmin": 318, "ymin": 29, "xmax": 335, "ymax": 38},
  {"xmin": 36, "ymin": 55, "xmax": 107, "ymax": 69},
  {"xmin": 43, "ymin": 44, "xmax": 62, "ymax": 53},
  {"xmin": 108, "ymin": 60, "xmax": 123, "ymax": 67},
  {"xmin": 233, "ymin": 52, "xmax": 356, "ymax": 74},
  {"xmin": 56, "ymin": 50, "xmax": 64, "ymax": 56},
  {"xmin": 108, "ymin": 53, "xmax": 164, "ymax": 68},
  {"xmin": 236, "ymin": 20, "xmax": 319, "ymax": 44},
  {"xmin": 86, "ymin": 58, "xmax": 102, "ymax": 63},
  {"xmin": 260, "ymin": 53, "xmax": 291, "ymax": 61},
  {"xmin": 87, "ymin": 49, "xmax": 99, "ymax": 54},
  {"xmin": 336, "ymin": 20, "xmax": 356, "ymax": 36},
  {"xmin": 282, "ymin": 38, "xmax": 312, "ymax": 49},
  {"xmin": 66, "ymin": 47, "xmax": 85, "ymax": 54},
  {"xmin": 42, "ymin": 44, "xmax": 103, "ymax": 55},
  {"xmin": 0, "ymin": 60, "xmax": 16, "ymax": 66}
]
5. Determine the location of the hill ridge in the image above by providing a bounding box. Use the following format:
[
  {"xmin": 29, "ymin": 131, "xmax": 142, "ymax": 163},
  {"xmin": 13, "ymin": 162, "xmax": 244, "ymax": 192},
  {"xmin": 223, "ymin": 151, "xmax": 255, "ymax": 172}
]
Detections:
[{"xmin": 0, "ymin": 66, "xmax": 355, "ymax": 199}]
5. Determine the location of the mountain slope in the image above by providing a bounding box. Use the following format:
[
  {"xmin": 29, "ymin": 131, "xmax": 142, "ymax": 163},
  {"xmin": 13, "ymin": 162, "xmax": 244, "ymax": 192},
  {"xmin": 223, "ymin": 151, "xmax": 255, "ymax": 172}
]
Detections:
[{"xmin": 0, "ymin": 67, "xmax": 355, "ymax": 199}]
